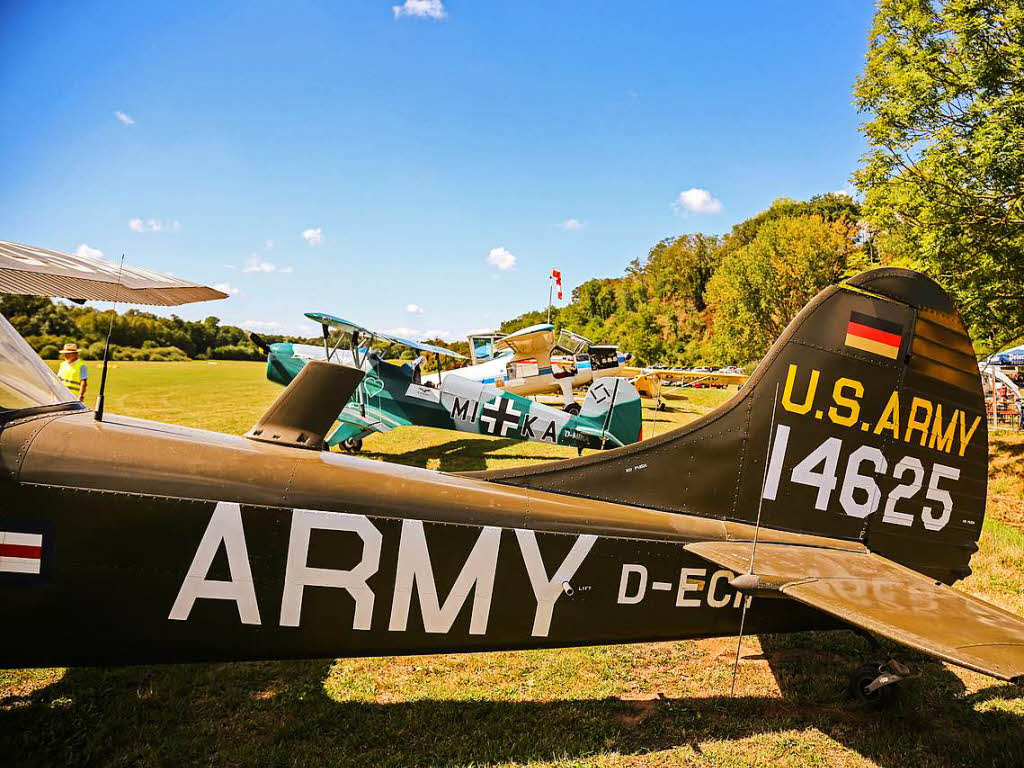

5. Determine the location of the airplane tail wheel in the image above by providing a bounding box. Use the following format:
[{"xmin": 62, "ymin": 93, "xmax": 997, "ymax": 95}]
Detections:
[
  {"xmin": 342, "ymin": 437, "xmax": 363, "ymax": 453},
  {"xmin": 563, "ymin": 402, "xmax": 581, "ymax": 415},
  {"xmin": 656, "ymin": 401, "xmax": 666, "ymax": 412},
  {"xmin": 848, "ymin": 662, "xmax": 904, "ymax": 709}
]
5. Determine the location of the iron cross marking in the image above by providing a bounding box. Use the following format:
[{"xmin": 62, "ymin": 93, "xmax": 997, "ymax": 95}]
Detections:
[{"xmin": 480, "ymin": 397, "xmax": 523, "ymax": 436}]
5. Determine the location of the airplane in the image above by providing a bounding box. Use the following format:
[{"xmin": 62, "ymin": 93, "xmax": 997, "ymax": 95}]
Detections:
[
  {"xmin": 1, "ymin": 239, "xmax": 1022, "ymax": 710},
  {"xmin": 425, "ymin": 325, "xmax": 630, "ymax": 413},
  {"xmin": 248, "ymin": 313, "xmax": 643, "ymax": 454},
  {"xmin": 624, "ymin": 365, "xmax": 751, "ymax": 410}
]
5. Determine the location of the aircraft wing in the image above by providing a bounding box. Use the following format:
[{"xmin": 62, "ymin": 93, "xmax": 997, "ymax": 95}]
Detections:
[
  {"xmin": 685, "ymin": 541, "xmax": 1024, "ymax": 683},
  {"xmin": 0, "ymin": 241, "xmax": 227, "ymax": 305},
  {"xmin": 496, "ymin": 323, "xmax": 555, "ymax": 359},
  {"xmin": 303, "ymin": 312, "xmax": 466, "ymax": 358},
  {"xmin": 620, "ymin": 366, "xmax": 749, "ymax": 386},
  {"xmin": 337, "ymin": 401, "xmax": 412, "ymax": 434},
  {"xmin": 374, "ymin": 332, "xmax": 466, "ymax": 358}
]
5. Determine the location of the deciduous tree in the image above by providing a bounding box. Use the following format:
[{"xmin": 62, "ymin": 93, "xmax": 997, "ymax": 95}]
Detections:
[{"xmin": 854, "ymin": 0, "xmax": 1024, "ymax": 350}]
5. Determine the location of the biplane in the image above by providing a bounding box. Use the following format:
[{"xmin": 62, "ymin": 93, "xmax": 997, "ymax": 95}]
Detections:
[
  {"xmin": 249, "ymin": 313, "xmax": 643, "ymax": 453},
  {"xmin": 1, "ymin": 239, "xmax": 1022, "ymax": 709},
  {"xmin": 439, "ymin": 325, "xmax": 629, "ymax": 413}
]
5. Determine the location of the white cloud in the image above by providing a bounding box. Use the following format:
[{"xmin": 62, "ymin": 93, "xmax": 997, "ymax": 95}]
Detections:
[
  {"xmin": 241, "ymin": 253, "xmax": 291, "ymax": 273},
  {"xmin": 114, "ymin": 110, "xmax": 135, "ymax": 126},
  {"xmin": 265, "ymin": 239, "xmax": 274, "ymax": 249},
  {"xmin": 392, "ymin": 0, "xmax": 446, "ymax": 19},
  {"xmin": 560, "ymin": 218, "xmax": 584, "ymax": 230},
  {"xmin": 383, "ymin": 327, "xmax": 455, "ymax": 341},
  {"xmin": 301, "ymin": 227, "xmax": 323, "ymax": 246},
  {"xmin": 75, "ymin": 243, "xmax": 104, "ymax": 260},
  {"xmin": 214, "ymin": 282, "xmax": 240, "ymax": 295},
  {"xmin": 129, "ymin": 217, "xmax": 174, "ymax": 232},
  {"xmin": 405, "ymin": 303, "xmax": 424, "ymax": 314},
  {"xmin": 487, "ymin": 246, "xmax": 517, "ymax": 271},
  {"xmin": 673, "ymin": 188, "xmax": 723, "ymax": 215},
  {"xmin": 245, "ymin": 319, "xmax": 286, "ymax": 331},
  {"xmin": 244, "ymin": 319, "xmax": 319, "ymax": 336}
]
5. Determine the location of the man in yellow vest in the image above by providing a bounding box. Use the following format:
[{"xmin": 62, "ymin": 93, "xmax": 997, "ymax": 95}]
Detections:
[{"xmin": 57, "ymin": 343, "xmax": 88, "ymax": 402}]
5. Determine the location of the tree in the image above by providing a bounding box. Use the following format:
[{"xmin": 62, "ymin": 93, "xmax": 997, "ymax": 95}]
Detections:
[
  {"xmin": 724, "ymin": 194, "xmax": 861, "ymax": 253},
  {"xmin": 705, "ymin": 215, "xmax": 864, "ymax": 366},
  {"xmin": 854, "ymin": 0, "xmax": 1024, "ymax": 351},
  {"xmin": 0, "ymin": 296, "xmax": 319, "ymax": 361}
]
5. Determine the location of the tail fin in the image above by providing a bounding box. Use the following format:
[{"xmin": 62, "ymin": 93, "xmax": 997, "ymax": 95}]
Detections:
[
  {"xmin": 574, "ymin": 377, "xmax": 643, "ymax": 448},
  {"xmin": 471, "ymin": 269, "xmax": 988, "ymax": 584}
]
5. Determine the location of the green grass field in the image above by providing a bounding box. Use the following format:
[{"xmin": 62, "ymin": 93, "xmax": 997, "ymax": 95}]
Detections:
[{"xmin": 5, "ymin": 361, "xmax": 1024, "ymax": 767}]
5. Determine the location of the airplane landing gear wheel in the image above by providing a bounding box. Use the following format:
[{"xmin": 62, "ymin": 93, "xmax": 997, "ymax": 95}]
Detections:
[
  {"xmin": 656, "ymin": 401, "xmax": 666, "ymax": 412},
  {"xmin": 342, "ymin": 437, "xmax": 363, "ymax": 453},
  {"xmin": 847, "ymin": 660, "xmax": 908, "ymax": 709},
  {"xmin": 563, "ymin": 402, "xmax": 581, "ymax": 415}
]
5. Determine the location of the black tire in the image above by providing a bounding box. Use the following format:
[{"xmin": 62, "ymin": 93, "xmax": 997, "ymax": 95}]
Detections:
[
  {"xmin": 656, "ymin": 401, "xmax": 666, "ymax": 412},
  {"xmin": 848, "ymin": 664, "xmax": 899, "ymax": 709},
  {"xmin": 563, "ymin": 402, "xmax": 581, "ymax": 415},
  {"xmin": 342, "ymin": 437, "xmax": 363, "ymax": 453}
]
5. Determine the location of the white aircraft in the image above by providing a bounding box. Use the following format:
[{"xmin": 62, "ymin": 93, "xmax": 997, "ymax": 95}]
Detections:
[{"xmin": 424, "ymin": 323, "xmax": 629, "ymax": 413}]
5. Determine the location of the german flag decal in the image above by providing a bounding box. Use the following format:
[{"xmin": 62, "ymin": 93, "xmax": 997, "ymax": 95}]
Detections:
[{"xmin": 845, "ymin": 311, "xmax": 903, "ymax": 359}]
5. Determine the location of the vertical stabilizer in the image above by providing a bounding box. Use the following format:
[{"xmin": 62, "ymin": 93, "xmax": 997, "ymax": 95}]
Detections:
[{"xmin": 469, "ymin": 269, "xmax": 988, "ymax": 584}]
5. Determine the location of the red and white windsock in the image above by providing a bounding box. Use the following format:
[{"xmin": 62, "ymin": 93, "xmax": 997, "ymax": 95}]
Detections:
[
  {"xmin": 0, "ymin": 531, "xmax": 43, "ymax": 574},
  {"xmin": 551, "ymin": 269, "xmax": 562, "ymax": 300}
]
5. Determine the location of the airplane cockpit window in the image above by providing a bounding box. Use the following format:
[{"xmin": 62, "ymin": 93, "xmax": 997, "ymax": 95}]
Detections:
[
  {"xmin": 472, "ymin": 337, "xmax": 494, "ymax": 361},
  {"xmin": 0, "ymin": 312, "xmax": 78, "ymax": 412}
]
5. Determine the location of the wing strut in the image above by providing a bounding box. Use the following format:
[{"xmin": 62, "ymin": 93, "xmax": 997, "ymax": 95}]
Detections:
[{"xmin": 730, "ymin": 382, "xmax": 780, "ymax": 696}]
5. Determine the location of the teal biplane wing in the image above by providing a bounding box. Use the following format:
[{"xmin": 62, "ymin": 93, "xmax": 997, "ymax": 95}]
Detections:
[
  {"xmin": 327, "ymin": 399, "xmax": 411, "ymax": 448},
  {"xmin": 304, "ymin": 312, "xmax": 467, "ymax": 359}
]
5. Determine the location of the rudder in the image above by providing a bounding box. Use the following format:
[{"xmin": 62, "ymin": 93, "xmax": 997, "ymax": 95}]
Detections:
[{"xmin": 575, "ymin": 377, "xmax": 643, "ymax": 448}]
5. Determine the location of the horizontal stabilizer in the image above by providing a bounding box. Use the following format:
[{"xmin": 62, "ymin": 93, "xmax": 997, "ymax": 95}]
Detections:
[
  {"xmin": 686, "ymin": 541, "xmax": 1024, "ymax": 683},
  {"xmin": 246, "ymin": 360, "xmax": 364, "ymax": 450}
]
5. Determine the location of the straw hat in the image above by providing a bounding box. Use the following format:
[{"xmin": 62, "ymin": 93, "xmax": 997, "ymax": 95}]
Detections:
[{"xmin": 58, "ymin": 343, "xmax": 80, "ymax": 356}]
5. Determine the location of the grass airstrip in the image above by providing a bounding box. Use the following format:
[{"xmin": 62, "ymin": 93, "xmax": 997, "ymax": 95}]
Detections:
[{"xmin": 3, "ymin": 360, "xmax": 1023, "ymax": 767}]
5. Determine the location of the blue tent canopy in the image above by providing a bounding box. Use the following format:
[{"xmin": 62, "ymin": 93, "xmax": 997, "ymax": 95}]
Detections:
[{"xmin": 985, "ymin": 344, "xmax": 1024, "ymax": 366}]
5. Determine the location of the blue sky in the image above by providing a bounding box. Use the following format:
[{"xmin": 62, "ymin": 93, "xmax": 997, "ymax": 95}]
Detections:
[{"xmin": 0, "ymin": 0, "xmax": 873, "ymax": 340}]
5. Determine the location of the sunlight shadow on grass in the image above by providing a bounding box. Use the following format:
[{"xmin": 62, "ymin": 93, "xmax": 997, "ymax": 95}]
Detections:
[{"xmin": 3, "ymin": 653, "xmax": 1022, "ymax": 768}]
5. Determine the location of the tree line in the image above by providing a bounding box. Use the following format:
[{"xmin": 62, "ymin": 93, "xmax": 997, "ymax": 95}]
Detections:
[
  {"xmin": 502, "ymin": 194, "xmax": 865, "ymax": 368},
  {"xmin": 0, "ymin": 294, "xmax": 315, "ymax": 362}
]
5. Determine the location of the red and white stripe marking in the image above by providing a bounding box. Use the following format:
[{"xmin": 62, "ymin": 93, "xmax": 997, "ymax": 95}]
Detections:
[{"xmin": 0, "ymin": 531, "xmax": 43, "ymax": 574}]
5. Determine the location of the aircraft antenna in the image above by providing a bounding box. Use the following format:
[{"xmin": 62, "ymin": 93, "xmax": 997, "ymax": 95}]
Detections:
[
  {"xmin": 93, "ymin": 254, "xmax": 126, "ymax": 422},
  {"xmin": 730, "ymin": 381, "xmax": 780, "ymax": 697}
]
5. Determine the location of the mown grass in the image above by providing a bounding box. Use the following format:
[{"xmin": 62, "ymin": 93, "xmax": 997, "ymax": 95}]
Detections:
[{"xmin": 6, "ymin": 362, "xmax": 1024, "ymax": 767}]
